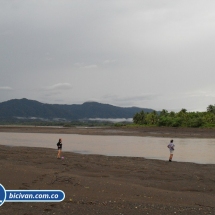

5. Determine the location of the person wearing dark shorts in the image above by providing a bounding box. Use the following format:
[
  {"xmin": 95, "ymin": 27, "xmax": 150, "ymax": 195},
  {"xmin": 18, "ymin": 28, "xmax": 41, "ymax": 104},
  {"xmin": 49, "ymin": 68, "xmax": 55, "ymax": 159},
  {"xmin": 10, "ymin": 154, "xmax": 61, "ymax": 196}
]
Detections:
[{"xmin": 57, "ymin": 138, "xmax": 62, "ymax": 159}]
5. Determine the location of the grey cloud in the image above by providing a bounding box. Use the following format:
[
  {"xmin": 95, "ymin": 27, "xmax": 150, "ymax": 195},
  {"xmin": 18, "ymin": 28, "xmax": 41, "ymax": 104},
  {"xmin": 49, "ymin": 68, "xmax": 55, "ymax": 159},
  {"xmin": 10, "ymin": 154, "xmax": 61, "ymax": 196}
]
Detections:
[
  {"xmin": 0, "ymin": 30, "xmax": 13, "ymax": 36},
  {"xmin": 103, "ymin": 60, "xmax": 116, "ymax": 64},
  {"xmin": 103, "ymin": 94, "xmax": 160, "ymax": 101},
  {"xmin": 101, "ymin": 94, "xmax": 160, "ymax": 107},
  {"xmin": 43, "ymin": 91, "xmax": 62, "ymax": 97},
  {"xmin": 0, "ymin": 86, "xmax": 13, "ymax": 90},
  {"xmin": 80, "ymin": 64, "xmax": 98, "ymax": 69},
  {"xmin": 184, "ymin": 90, "xmax": 215, "ymax": 99},
  {"xmin": 45, "ymin": 83, "xmax": 72, "ymax": 91}
]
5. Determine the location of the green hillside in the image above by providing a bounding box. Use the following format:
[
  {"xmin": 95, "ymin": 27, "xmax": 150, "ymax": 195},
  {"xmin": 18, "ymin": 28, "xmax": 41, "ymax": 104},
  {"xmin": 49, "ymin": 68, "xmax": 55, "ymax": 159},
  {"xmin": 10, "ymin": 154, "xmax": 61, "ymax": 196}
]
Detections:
[{"xmin": 0, "ymin": 98, "xmax": 155, "ymax": 122}]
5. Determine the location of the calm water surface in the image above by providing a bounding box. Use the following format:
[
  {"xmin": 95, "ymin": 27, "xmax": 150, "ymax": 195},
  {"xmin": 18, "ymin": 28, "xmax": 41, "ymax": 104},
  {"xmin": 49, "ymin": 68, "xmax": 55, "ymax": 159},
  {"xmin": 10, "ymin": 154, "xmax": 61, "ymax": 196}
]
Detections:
[{"xmin": 0, "ymin": 132, "xmax": 215, "ymax": 164}]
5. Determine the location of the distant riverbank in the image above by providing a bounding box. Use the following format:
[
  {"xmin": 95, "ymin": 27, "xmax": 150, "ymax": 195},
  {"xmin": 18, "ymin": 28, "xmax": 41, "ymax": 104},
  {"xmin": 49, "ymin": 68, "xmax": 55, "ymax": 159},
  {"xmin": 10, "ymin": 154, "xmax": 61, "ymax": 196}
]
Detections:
[{"xmin": 0, "ymin": 125, "xmax": 215, "ymax": 138}]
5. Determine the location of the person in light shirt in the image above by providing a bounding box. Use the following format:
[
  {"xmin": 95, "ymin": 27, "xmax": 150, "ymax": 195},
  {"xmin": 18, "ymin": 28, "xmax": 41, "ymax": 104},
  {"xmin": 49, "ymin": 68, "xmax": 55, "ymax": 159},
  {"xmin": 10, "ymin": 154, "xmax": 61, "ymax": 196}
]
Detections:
[{"xmin": 167, "ymin": 139, "xmax": 175, "ymax": 162}]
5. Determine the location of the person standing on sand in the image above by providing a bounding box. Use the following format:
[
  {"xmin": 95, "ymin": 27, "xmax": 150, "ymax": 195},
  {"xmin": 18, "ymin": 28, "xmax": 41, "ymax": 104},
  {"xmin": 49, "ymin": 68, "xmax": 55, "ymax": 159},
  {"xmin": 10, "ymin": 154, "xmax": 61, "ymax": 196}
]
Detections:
[
  {"xmin": 167, "ymin": 139, "xmax": 175, "ymax": 162},
  {"xmin": 57, "ymin": 138, "xmax": 62, "ymax": 159}
]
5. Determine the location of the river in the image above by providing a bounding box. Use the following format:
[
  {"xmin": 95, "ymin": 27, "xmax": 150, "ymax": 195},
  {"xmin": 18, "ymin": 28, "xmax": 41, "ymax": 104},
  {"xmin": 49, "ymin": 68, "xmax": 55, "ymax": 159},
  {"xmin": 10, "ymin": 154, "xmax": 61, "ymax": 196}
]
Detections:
[{"xmin": 0, "ymin": 132, "xmax": 215, "ymax": 164}]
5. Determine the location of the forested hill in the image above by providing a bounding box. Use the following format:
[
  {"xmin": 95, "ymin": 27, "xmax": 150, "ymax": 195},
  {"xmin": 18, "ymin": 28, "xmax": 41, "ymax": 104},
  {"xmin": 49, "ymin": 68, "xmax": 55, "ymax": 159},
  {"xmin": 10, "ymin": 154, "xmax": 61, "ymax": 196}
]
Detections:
[{"xmin": 0, "ymin": 98, "xmax": 155, "ymax": 121}]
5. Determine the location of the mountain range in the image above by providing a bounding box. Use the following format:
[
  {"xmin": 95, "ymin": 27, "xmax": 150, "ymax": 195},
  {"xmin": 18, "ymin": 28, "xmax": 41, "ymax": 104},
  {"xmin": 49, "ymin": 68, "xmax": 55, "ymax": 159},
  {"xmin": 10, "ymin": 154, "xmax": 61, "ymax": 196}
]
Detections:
[{"xmin": 0, "ymin": 98, "xmax": 156, "ymax": 122}]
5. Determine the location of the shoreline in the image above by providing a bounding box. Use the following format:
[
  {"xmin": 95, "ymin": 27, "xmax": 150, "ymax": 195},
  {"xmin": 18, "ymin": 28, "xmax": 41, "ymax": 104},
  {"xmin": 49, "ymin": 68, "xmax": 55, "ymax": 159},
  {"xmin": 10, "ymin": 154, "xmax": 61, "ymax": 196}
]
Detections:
[
  {"xmin": 1, "ymin": 125, "xmax": 215, "ymax": 138},
  {"xmin": 0, "ymin": 143, "xmax": 214, "ymax": 166},
  {"xmin": 0, "ymin": 145, "xmax": 215, "ymax": 214},
  {"xmin": 1, "ymin": 126, "xmax": 215, "ymax": 165}
]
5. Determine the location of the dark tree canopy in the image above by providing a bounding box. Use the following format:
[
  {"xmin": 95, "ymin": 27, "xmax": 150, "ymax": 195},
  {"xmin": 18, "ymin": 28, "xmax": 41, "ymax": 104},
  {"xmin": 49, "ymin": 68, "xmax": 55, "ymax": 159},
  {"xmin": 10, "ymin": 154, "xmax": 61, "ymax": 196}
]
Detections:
[{"xmin": 133, "ymin": 105, "xmax": 215, "ymax": 128}]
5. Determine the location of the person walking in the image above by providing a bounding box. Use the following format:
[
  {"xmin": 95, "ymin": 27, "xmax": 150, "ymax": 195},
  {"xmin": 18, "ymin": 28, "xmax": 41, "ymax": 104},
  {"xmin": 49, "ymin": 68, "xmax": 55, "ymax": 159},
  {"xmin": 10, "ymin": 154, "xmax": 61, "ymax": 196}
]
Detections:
[
  {"xmin": 57, "ymin": 138, "xmax": 62, "ymax": 159},
  {"xmin": 167, "ymin": 139, "xmax": 175, "ymax": 162}
]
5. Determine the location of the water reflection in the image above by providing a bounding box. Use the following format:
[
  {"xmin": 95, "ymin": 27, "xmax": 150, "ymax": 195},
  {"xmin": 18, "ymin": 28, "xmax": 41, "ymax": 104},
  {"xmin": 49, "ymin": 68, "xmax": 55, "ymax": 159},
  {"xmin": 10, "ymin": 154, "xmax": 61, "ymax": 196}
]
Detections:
[{"xmin": 0, "ymin": 132, "xmax": 215, "ymax": 164}]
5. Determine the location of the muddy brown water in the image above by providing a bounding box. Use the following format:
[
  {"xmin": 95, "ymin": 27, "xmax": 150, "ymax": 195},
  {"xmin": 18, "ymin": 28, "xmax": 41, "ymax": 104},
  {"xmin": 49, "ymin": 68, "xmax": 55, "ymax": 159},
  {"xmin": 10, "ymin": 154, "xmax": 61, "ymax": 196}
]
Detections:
[{"xmin": 0, "ymin": 132, "xmax": 215, "ymax": 164}]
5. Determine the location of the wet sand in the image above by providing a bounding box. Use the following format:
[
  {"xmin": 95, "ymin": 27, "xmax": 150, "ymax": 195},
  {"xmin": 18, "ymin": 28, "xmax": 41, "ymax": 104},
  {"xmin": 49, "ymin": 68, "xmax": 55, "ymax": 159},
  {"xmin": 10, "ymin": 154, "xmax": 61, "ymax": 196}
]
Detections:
[{"xmin": 0, "ymin": 126, "xmax": 215, "ymax": 214}]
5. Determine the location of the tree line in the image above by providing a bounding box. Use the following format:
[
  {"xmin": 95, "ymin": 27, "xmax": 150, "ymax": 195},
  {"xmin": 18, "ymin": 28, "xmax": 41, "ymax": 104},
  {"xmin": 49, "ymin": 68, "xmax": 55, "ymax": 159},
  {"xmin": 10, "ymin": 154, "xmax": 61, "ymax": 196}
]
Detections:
[{"xmin": 133, "ymin": 105, "xmax": 215, "ymax": 128}]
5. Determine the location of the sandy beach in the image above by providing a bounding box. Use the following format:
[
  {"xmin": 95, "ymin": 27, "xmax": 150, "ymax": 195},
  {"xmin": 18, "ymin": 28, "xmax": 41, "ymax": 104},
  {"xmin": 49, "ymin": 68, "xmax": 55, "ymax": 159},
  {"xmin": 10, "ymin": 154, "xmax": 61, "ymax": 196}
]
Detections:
[{"xmin": 0, "ymin": 126, "xmax": 215, "ymax": 214}]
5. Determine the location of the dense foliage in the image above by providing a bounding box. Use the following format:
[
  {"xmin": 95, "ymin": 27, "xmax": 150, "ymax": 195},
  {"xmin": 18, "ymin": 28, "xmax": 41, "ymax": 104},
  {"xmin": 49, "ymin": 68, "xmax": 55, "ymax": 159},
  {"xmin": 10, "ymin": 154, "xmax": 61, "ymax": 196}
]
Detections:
[{"xmin": 133, "ymin": 105, "xmax": 215, "ymax": 128}]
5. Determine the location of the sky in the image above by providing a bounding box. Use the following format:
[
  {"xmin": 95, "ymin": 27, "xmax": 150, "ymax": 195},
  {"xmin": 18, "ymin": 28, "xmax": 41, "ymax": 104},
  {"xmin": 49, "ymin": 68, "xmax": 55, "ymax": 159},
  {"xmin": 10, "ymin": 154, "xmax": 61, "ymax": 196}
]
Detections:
[{"xmin": 0, "ymin": 0, "xmax": 215, "ymax": 112}]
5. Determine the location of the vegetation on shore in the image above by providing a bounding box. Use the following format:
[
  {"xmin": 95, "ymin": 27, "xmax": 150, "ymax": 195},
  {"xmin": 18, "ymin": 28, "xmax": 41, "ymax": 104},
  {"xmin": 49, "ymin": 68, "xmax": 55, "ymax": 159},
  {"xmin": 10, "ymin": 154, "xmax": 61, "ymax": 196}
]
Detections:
[
  {"xmin": 133, "ymin": 105, "xmax": 215, "ymax": 128},
  {"xmin": 1, "ymin": 104, "xmax": 215, "ymax": 129}
]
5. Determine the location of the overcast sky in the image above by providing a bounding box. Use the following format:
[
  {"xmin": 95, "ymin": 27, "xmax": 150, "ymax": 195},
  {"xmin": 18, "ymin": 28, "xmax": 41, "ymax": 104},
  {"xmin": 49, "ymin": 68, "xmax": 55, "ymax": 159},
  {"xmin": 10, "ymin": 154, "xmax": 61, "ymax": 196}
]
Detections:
[{"xmin": 0, "ymin": 0, "xmax": 215, "ymax": 112}]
